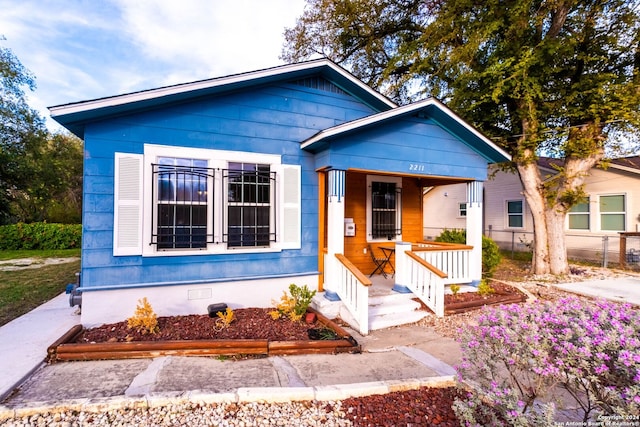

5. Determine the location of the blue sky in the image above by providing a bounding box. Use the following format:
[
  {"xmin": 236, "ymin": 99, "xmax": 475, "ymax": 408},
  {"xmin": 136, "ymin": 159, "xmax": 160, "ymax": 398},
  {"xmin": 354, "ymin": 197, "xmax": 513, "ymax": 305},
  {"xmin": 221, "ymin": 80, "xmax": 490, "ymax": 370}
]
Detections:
[{"xmin": 1, "ymin": 0, "xmax": 307, "ymax": 131}]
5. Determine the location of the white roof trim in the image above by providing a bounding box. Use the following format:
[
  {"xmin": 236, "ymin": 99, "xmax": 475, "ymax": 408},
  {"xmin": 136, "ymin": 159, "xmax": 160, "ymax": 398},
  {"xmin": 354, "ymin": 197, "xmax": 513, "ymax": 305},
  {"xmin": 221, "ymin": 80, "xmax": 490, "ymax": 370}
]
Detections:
[
  {"xmin": 49, "ymin": 59, "xmax": 396, "ymax": 117},
  {"xmin": 609, "ymin": 163, "xmax": 640, "ymax": 175},
  {"xmin": 301, "ymin": 97, "xmax": 512, "ymax": 161}
]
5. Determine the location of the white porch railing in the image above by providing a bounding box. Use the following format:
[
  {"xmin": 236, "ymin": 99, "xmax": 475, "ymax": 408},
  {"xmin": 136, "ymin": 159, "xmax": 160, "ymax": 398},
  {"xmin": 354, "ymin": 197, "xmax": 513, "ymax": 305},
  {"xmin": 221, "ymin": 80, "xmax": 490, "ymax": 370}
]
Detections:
[
  {"xmin": 396, "ymin": 241, "xmax": 474, "ymax": 317},
  {"xmin": 334, "ymin": 253, "xmax": 371, "ymax": 335},
  {"xmin": 405, "ymin": 252, "xmax": 447, "ymax": 317},
  {"xmin": 326, "ymin": 241, "xmax": 472, "ymax": 329},
  {"xmin": 412, "ymin": 242, "xmax": 472, "ymax": 284}
]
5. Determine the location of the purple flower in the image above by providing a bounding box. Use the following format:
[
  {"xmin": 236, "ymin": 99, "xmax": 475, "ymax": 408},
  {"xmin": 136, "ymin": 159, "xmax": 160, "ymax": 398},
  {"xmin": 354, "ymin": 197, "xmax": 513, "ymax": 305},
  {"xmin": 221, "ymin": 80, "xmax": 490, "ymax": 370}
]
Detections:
[{"xmin": 594, "ymin": 364, "xmax": 609, "ymax": 374}]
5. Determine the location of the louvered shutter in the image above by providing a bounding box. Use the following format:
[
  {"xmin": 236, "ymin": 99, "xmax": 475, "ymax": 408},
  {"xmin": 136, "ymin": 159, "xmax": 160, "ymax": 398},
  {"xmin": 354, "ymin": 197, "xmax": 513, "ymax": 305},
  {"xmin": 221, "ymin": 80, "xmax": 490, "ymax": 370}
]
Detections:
[
  {"xmin": 279, "ymin": 164, "xmax": 301, "ymax": 249},
  {"xmin": 113, "ymin": 153, "xmax": 143, "ymax": 256}
]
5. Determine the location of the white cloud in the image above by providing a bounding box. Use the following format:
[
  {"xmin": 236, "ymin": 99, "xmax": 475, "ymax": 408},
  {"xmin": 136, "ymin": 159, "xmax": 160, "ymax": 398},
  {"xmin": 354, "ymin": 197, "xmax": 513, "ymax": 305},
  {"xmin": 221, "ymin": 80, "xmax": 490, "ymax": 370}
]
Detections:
[
  {"xmin": 115, "ymin": 0, "xmax": 305, "ymax": 81},
  {"xmin": 0, "ymin": 0, "xmax": 306, "ymax": 129}
]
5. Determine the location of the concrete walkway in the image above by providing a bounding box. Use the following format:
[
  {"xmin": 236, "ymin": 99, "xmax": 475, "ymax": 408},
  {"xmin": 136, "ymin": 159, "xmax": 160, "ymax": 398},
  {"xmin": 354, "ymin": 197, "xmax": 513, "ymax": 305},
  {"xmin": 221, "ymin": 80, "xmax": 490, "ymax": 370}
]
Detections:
[
  {"xmin": 0, "ymin": 292, "xmax": 80, "ymax": 402},
  {"xmin": 553, "ymin": 276, "xmax": 640, "ymax": 306}
]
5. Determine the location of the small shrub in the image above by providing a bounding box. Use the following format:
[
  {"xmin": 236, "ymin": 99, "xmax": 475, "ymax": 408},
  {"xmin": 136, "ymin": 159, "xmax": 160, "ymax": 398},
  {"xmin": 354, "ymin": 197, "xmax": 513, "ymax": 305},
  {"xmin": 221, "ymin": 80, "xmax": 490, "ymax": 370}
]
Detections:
[
  {"xmin": 454, "ymin": 297, "xmax": 640, "ymax": 425},
  {"xmin": 477, "ymin": 279, "xmax": 495, "ymax": 296},
  {"xmin": 0, "ymin": 222, "xmax": 81, "ymax": 250},
  {"xmin": 127, "ymin": 297, "xmax": 159, "ymax": 335},
  {"xmin": 435, "ymin": 228, "xmax": 501, "ymax": 278},
  {"xmin": 450, "ymin": 284, "xmax": 461, "ymax": 296},
  {"xmin": 308, "ymin": 327, "xmax": 338, "ymax": 340},
  {"xmin": 270, "ymin": 284, "xmax": 317, "ymax": 322},
  {"xmin": 215, "ymin": 307, "xmax": 235, "ymax": 330}
]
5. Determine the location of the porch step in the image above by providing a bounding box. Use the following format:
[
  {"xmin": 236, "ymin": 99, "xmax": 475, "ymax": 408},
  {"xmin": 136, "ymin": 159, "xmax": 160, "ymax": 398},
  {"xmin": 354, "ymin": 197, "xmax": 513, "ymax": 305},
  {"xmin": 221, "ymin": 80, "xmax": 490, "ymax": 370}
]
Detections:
[
  {"xmin": 312, "ymin": 291, "xmax": 430, "ymax": 334},
  {"xmin": 369, "ymin": 295, "xmax": 420, "ymax": 317},
  {"xmin": 369, "ymin": 292, "xmax": 416, "ymax": 307},
  {"xmin": 368, "ymin": 296, "xmax": 428, "ymax": 331},
  {"xmin": 369, "ymin": 309, "xmax": 429, "ymax": 331}
]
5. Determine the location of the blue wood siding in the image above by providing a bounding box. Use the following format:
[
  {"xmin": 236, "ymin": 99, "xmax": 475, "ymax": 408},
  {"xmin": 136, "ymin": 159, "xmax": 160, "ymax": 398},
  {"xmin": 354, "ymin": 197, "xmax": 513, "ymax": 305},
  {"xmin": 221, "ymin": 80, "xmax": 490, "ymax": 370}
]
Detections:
[
  {"xmin": 314, "ymin": 117, "xmax": 490, "ymax": 181},
  {"xmin": 80, "ymin": 82, "xmax": 376, "ymax": 290}
]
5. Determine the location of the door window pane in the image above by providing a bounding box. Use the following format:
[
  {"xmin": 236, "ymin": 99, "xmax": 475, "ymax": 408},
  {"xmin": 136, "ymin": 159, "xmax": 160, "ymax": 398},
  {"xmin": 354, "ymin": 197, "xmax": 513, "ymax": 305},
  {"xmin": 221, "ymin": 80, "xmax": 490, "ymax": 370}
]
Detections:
[{"xmin": 371, "ymin": 181, "xmax": 401, "ymax": 239}]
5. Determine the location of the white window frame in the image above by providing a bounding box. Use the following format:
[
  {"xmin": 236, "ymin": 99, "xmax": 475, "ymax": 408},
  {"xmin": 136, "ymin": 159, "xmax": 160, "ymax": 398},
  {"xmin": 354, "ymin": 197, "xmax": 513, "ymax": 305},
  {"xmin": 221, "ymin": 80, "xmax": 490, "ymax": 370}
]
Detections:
[
  {"xmin": 139, "ymin": 144, "xmax": 295, "ymax": 256},
  {"xmin": 505, "ymin": 199, "xmax": 525, "ymax": 229},
  {"xmin": 567, "ymin": 197, "xmax": 591, "ymax": 231},
  {"xmin": 598, "ymin": 193, "xmax": 626, "ymax": 232},
  {"xmin": 366, "ymin": 175, "xmax": 402, "ymax": 242}
]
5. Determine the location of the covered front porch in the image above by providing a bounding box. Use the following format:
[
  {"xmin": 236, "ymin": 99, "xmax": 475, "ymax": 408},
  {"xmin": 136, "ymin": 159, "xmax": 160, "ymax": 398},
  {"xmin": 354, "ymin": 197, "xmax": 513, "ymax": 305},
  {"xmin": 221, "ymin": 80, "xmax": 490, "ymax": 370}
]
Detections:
[
  {"xmin": 316, "ymin": 239, "xmax": 478, "ymax": 335},
  {"xmin": 300, "ymin": 98, "xmax": 510, "ymax": 335}
]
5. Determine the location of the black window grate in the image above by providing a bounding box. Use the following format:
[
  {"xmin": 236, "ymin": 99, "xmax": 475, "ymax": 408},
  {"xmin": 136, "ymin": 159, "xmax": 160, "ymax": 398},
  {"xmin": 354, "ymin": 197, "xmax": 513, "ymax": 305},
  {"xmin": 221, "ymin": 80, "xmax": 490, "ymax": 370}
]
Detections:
[
  {"xmin": 223, "ymin": 164, "xmax": 277, "ymax": 248},
  {"xmin": 151, "ymin": 161, "xmax": 216, "ymax": 250},
  {"xmin": 371, "ymin": 182, "xmax": 402, "ymax": 239}
]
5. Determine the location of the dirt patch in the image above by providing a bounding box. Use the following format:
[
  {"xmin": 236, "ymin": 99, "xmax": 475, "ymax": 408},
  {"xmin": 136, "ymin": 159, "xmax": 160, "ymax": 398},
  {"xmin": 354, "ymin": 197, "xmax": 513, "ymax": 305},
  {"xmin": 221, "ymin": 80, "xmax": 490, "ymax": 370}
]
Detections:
[{"xmin": 0, "ymin": 257, "xmax": 80, "ymax": 271}]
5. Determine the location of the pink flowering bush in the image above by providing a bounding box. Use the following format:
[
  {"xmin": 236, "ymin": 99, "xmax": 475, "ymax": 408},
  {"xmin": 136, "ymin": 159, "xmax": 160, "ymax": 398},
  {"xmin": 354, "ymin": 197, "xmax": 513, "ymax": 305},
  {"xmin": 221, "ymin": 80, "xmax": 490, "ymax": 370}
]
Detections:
[{"xmin": 453, "ymin": 297, "xmax": 640, "ymax": 426}]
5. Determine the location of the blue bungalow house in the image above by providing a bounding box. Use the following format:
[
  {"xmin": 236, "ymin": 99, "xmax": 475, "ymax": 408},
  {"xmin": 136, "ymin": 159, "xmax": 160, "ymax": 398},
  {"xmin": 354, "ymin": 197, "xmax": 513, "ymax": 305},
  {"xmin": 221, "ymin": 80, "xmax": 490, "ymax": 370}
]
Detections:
[{"xmin": 50, "ymin": 59, "xmax": 510, "ymax": 333}]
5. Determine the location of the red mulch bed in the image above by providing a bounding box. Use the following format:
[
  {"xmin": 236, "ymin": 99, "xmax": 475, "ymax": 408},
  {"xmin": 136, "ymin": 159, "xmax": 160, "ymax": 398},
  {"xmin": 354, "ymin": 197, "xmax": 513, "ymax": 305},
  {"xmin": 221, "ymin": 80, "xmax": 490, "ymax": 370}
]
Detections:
[
  {"xmin": 337, "ymin": 386, "xmax": 462, "ymax": 426},
  {"xmin": 443, "ymin": 281, "xmax": 527, "ymax": 314},
  {"xmin": 76, "ymin": 308, "xmax": 315, "ymax": 343}
]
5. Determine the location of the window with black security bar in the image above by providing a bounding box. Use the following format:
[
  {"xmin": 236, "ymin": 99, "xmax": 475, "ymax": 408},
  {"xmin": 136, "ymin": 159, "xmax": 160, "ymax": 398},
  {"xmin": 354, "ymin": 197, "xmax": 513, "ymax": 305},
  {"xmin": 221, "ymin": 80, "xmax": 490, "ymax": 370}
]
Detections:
[
  {"xmin": 371, "ymin": 181, "xmax": 402, "ymax": 239},
  {"xmin": 224, "ymin": 163, "xmax": 276, "ymax": 248},
  {"xmin": 151, "ymin": 158, "xmax": 214, "ymax": 250}
]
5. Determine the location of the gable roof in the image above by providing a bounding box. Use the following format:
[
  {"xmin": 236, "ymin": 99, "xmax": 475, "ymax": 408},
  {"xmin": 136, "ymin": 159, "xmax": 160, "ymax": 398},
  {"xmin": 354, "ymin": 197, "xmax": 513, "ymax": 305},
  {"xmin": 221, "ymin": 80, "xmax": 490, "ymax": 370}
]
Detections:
[
  {"xmin": 301, "ymin": 97, "xmax": 511, "ymax": 163},
  {"xmin": 49, "ymin": 59, "xmax": 397, "ymax": 138},
  {"xmin": 538, "ymin": 156, "xmax": 640, "ymax": 176},
  {"xmin": 609, "ymin": 156, "xmax": 640, "ymax": 173}
]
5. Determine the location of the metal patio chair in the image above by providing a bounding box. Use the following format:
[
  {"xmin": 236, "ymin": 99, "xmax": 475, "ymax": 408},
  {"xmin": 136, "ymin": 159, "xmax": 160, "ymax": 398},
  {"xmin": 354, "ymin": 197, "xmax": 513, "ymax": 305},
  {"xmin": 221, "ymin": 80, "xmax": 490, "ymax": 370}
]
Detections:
[{"xmin": 368, "ymin": 244, "xmax": 390, "ymax": 278}]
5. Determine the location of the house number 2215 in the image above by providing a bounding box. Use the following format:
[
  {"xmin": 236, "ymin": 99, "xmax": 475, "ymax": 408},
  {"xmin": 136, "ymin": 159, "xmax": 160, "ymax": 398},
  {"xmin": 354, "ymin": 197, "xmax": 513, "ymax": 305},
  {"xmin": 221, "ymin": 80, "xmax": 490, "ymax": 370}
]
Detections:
[{"xmin": 409, "ymin": 163, "xmax": 425, "ymax": 172}]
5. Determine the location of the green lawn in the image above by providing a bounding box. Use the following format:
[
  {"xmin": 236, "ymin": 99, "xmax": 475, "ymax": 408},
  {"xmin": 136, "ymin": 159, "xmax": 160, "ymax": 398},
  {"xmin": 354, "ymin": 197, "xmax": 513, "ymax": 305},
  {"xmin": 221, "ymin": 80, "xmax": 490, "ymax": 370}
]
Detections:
[
  {"xmin": 0, "ymin": 250, "xmax": 81, "ymax": 327},
  {"xmin": 0, "ymin": 248, "xmax": 80, "ymax": 261}
]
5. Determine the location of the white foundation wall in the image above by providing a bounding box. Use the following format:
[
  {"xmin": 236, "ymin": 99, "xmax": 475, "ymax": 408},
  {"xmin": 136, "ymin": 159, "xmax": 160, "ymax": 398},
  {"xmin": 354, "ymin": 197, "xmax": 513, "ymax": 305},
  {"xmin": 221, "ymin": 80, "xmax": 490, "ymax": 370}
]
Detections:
[{"xmin": 79, "ymin": 274, "xmax": 319, "ymax": 327}]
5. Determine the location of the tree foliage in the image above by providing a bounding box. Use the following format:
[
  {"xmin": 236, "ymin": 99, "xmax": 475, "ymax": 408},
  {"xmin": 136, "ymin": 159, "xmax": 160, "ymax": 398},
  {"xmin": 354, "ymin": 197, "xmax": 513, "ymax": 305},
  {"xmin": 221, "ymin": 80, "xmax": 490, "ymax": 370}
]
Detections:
[
  {"xmin": 283, "ymin": 0, "xmax": 640, "ymax": 274},
  {"xmin": 11, "ymin": 131, "xmax": 83, "ymax": 224},
  {"xmin": 1, "ymin": 39, "xmax": 82, "ymax": 224}
]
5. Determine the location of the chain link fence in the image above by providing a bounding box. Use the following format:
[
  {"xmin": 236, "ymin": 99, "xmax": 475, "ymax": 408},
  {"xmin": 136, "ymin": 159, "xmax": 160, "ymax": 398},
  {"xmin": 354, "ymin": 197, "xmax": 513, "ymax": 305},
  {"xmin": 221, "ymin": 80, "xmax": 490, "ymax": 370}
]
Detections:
[{"xmin": 424, "ymin": 226, "xmax": 640, "ymax": 271}]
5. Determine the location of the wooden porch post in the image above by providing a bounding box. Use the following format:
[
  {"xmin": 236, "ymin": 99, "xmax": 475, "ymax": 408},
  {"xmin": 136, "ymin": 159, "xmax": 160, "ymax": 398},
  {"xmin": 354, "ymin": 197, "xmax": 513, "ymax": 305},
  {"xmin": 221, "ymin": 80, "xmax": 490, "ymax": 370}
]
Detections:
[
  {"xmin": 324, "ymin": 169, "xmax": 346, "ymax": 301},
  {"xmin": 466, "ymin": 181, "xmax": 483, "ymax": 285}
]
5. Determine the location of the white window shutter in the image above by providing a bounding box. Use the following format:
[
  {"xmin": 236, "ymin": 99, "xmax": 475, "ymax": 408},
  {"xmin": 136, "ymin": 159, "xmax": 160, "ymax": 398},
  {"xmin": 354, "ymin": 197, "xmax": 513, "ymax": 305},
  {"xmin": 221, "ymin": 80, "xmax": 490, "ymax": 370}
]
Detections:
[
  {"xmin": 279, "ymin": 164, "xmax": 301, "ymax": 249},
  {"xmin": 113, "ymin": 153, "xmax": 143, "ymax": 256}
]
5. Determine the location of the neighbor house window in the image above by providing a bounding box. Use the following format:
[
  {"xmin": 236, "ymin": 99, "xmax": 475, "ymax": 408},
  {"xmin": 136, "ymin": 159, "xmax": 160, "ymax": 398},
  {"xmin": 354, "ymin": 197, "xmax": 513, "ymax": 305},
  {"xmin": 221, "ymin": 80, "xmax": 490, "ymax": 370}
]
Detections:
[
  {"xmin": 506, "ymin": 200, "xmax": 524, "ymax": 228},
  {"xmin": 459, "ymin": 202, "xmax": 467, "ymax": 217},
  {"xmin": 153, "ymin": 157, "xmax": 212, "ymax": 250},
  {"xmin": 568, "ymin": 198, "xmax": 590, "ymax": 230},
  {"xmin": 600, "ymin": 195, "xmax": 626, "ymax": 231},
  {"xmin": 367, "ymin": 176, "xmax": 402, "ymax": 240},
  {"xmin": 224, "ymin": 163, "xmax": 275, "ymax": 248}
]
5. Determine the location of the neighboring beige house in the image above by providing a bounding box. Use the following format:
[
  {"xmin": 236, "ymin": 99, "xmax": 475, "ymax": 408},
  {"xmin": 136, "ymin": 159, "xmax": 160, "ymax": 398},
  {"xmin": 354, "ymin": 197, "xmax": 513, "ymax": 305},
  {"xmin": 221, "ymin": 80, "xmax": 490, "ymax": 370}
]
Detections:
[{"xmin": 423, "ymin": 156, "xmax": 640, "ymax": 264}]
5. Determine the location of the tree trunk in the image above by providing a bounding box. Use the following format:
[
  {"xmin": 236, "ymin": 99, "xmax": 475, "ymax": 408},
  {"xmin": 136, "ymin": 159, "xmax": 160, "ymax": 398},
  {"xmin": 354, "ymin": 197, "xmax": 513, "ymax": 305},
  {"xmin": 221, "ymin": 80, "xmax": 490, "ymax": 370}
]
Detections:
[
  {"xmin": 546, "ymin": 206, "xmax": 570, "ymax": 275},
  {"xmin": 517, "ymin": 161, "xmax": 551, "ymax": 275},
  {"xmin": 516, "ymin": 128, "xmax": 605, "ymax": 276}
]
